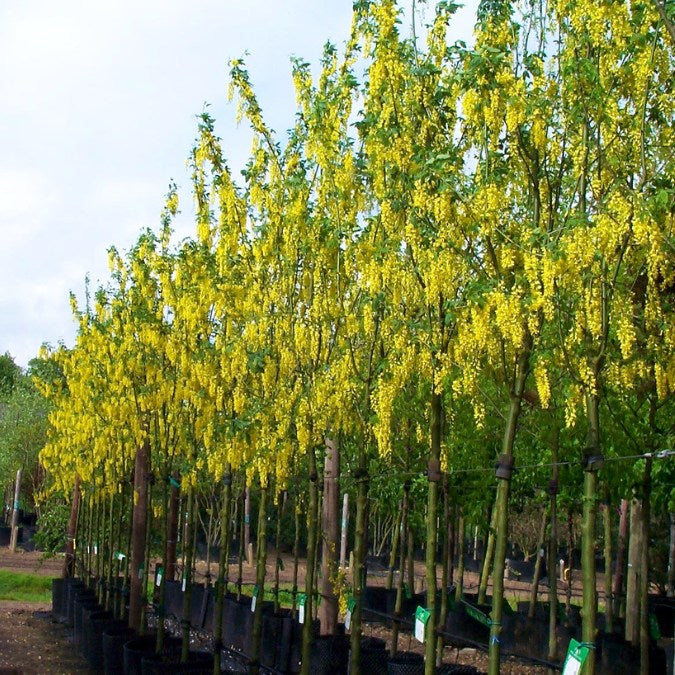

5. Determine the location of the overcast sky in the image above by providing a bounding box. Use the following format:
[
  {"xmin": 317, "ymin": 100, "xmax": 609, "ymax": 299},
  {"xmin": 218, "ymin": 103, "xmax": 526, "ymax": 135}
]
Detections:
[{"xmin": 0, "ymin": 0, "xmax": 477, "ymax": 368}]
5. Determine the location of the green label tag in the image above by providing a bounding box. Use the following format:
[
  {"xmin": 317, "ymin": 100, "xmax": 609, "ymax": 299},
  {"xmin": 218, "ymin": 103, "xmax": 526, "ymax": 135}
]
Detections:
[
  {"xmin": 115, "ymin": 551, "xmax": 126, "ymax": 562},
  {"xmin": 562, "ymin": 638, "xmax": 590, "ymax": 675},
  {"xmin": 649, "ymin": 613, "xmax": 661, "ymax": 640},
  {"xmin": 414, "ymin": 606, "xmax": 431, "ymax": 642},
  {"xmin": 137, "ymin": 563, "xmax": 144, "ymax": 580},
  {"xmin": 463, "ymin": 601, "xmax": 490, "ymax": 627},
  {"xmin": 347, "ymin": 596, "xmax": 356, "ymax": 612},
  {"xmin": 169, "ymin": 476, "xmax": 180, "ymax": 489},
  {"xmin": 155, "ymin": 565, "xmax": 163, "ymax": 587},
  {"xmin": 297, "ymin": 592, "xmax": 307, "ymax": 624},
  {"xmin": 251, "ymin": 585, "xmax": 259, "ymax": 612},
  {"xmin": 297, "ymin": 592, "xmax": 307, "ymax": 606}
]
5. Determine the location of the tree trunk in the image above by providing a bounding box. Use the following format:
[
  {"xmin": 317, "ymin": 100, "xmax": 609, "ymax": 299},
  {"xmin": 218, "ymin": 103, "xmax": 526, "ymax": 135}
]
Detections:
[
  {"xmin": 319, "ymin": 437, "xmax": 340, "ymax": 634},
  {"xmin": 166, "ymin": 473, "xmax": 180, "ymax": 581},
  {"xmin": 390, "ymin": 481, "xmax": 410, "ymax": 657},
  {"xmin": 348, "ymin": 451, "xmax": 368, "ymax": 675},
  {"xmin": 478, "ymin": 507, "xmax": 497, "ymax": 604},
  {"xmin": 424, "ymin": 391, "xmax": 442, "ymax": 675},
  {"xmin": 339, "ymin": 492, "xmax": 349, "ymax": 570},
  {"xmin": 548, "ymin": 426, "xmax": 559, "ymax": 663},
  {"xmin": 250, "ymin": 480, "xmax": 269, "ymax": 675},
  {"xmin": 129, "ymin": 437, "xmax": 150, "ymax": 632},
  {"xmin": 9, "ymin": 468, "xmax": 22, "ymax": 553},
  {"xmin": 639, "ymin": 457, "xmax": 652, "ymax": 675},
  {"xmin": 213, "ymin": 467, "xmax": 232, "ymax": 675},
  {"xmin": 244, "ymin": 486, "xmax": 252, "ymax": 566},
  {"xmin": 602, "ymin": 495, "xmax": 614, "ymax": 633},
  {"xmin": 181, "ymin": 487, "xmax": 196, "ymax": 662},
  {"xmin": 63, "ymin": 474, "xmax": 80, "ymax": 578},
  {"xmin": 580, "ymin": 386, "xmax": 602, "ymax": 674},
  {"xmin": 488, "ymin": 341, "xmax": 530, "ymax": 675},
  {"xmin": 436, "ymin": 475, "xmax": 450, "ymax": 667},
  {"xmin": 528, "ymin": 505, "xmax": 548, "ymax": 618},
  {"xmin": 301, "ymin": 450, "xmax": 320, "ymax": 675},
  {"xmin": 614, "ymin": 498, "xmax": 629, "ymax": 617},
  {"xmin": 386, "ymin": 504, "xmax": 403, "ymax": 590},
  {"xmin": 273, "ymin": 490, "xmax": 285, "ymax": 614},
  {"xmin": 668, "ymin": 511, "xmax": 675, "ymax": 598},
  {"xmin": 292, "ymin": 495, "xmax": 300, "ymax": 616},
  {"xmin": 625, "ymin": 497, "xmax": 642, "ymax": 644},
  {"xmin": 455, "ymin": 512, "xmax": 465, "ymax": 602}
]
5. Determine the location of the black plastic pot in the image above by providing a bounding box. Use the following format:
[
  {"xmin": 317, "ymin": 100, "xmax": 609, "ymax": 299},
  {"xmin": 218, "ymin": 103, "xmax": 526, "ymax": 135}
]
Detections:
[
  {"xmin": 288, "ymin": 617, "xmax": 320, "ymax": 673},
  {"xmin": 363, "ymin": 586, "xmax": 395, "ymax": 625},
  {"xmin": 102, "ymin": 625, "xmax": 136, "ymax": 675},
  {"xmin": 141, "ymin": 649, "xmax": 213, "ymax": 674},
  {"xmin": 123, "ymin": 634, "xmax": 181, "ymax": 675},
  {"xmin": 51, "ymin": 578, "xmax": 66, "ymax": 619},
  {"xmin": 81, "ymin": 606, "xmax": 111, "ymax": 661},
  {"xmin": 387, "ymin": 650, "xmax": 424, "ymax": 675},
  {"xmin": 309, "ymin": 634, "xmax": 349, "ymax": 675},
  {"xmin": 261, "ymin": 608, "xmax": 294, "ymax": 671},
  {"xmin": 83, "ymin": 609, "xmax": 116, "ymax": 668},
  {"xmin": 163, "ymin": 579, "xmax": 183, "ymax": 618},
  {"xmin": 64, "ymin": 580, "xmax": 88, "ymax": 626},
  {"xmin": 356, "ymin": 635, "xmax": 388, "ymax": 675},
  {"xmin": 650, "ymin": 596, "xmax": 674, "ymax": 639},
  {"xmin": 73, "ymin": 596, "xmax": 101, "ymax": 648},
  {"xmin": 443, "ymin": 605, "xmax": 490, "ymax": 649},
  {"xmin": 437, "ymin": 665, "xmax": 479, "ymax": 674},
  {"xmin": 0, "ymin": 525, "xmax": 11, "ymax": 546}
]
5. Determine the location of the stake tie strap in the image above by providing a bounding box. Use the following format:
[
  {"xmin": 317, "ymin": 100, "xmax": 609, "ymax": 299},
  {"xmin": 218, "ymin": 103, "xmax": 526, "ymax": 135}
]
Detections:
[
  {"xmin": 579, "ymin": 641, "xmax": 596, "ymax": 650},
  {"xmin": 495, "ymin": 455, "xmax": 514, "ymax": 480},
  {"xmin": 581, "ymin": 451, "xmax": 604, "ymax": 472}
]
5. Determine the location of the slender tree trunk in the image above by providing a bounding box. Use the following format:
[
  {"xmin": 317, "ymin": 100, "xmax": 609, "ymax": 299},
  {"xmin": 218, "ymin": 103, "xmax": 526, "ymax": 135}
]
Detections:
[
  {"xmin": 348, "ymin": 449, "xmax": 369, "ymax": 675},
  {"xmin": 273, "ymin": 490, "xmax": 285, "ymax": 614},
  {"xmin": 181, "ymin": 487, "xmax": 196, "ymax": 662},
  {"xmin": 407, "ymin": 523, "xmax": 415, "ymax": 593},
  {"xmin": 292, "ymin": 495, "xmax": 300, "ymax": 616},
  {"xmin": 386, "ymin": 505, "xmax": 403, "ymax": 590},
  {"xmin": 548, "ymin": 425, "xmax": 559, "ymax": 663},
  {"xmin": 319, "ymin": 437, "xmax": 340, "ymax": 634},
  {"xmin": 250, "ymin": 480, "xmax": 268, "ymax": 675},
  {"xmin": 565, "ymin": 509, "xmax": 573, "ymax": 620},
  {"xmin": 9, "ymin": 468, "xmax": 22, "ymax": 553},
  {"xmin": 390, "ymin": 482, "xmax": 410, "ymax": 657},
  {"xmin": 614, "ymin": 498, "xmax": 629, "ymax": 618},
  {"xmin": 436, "ymin": 475, "xmax": 450, "ymax": 667},
  {"xmin": 140, "ymin": 478, "xmax": 153, "ymax": 635},
  {"xmin": 668, "ymin": 511, "xmax": 675, "ymax": 598},
  {"xmin": 63, "ymin": 474, "xmax": 80, "ymax": 578},
  {"xmin": 602, "ymin": 494, "xmax": 614, "ymax": 633},
  {"xmin": 156, "ymin": 472, "xmax": 170, "ymax": 654},
  {"xmin": 423, "ymin": 391, "xmax": 443, "ymax": 675},
  {"xmin": 339, "ymin": 493, "xmax": 349, "ymax": 570},
  {"xmin": 478, "ymin": 507, "xmax": 497, "ymax": 604},
  {"xmin": 106, "ymin": 491, "xmax": 115, "ymax": 610},
  {"xmin": 213, "ymin": 467, "xmax": 232, "ymax": 675},
  {"xmin": 301, "ymin": 449, "xmax": 319, "ymax": 675},
  {"xmin": 488, "ymin": 341, "xmax": 531, "ymax": 675},
  {"xmin": 446, "ymin": 502, "xmax": 455, "ymax": 588},
  {"xmin": 639, "ymin": 456, "xmax": 652, "ymax": 675},
  {"xmin": 244, "ymin": 486, "xmax": 252, "ymax": 566},
  {"xmin": 581, "ymin": 385, "xmax": 602, "ymax": 674},
  {"xmin": 528, "ymin": 505, "xmax": 549, "ymax": 618},
  {"xmin": 129, "ymin": 438, "xmax": 150, "ymax": 632},
  {"xmin": 237, "ymin": 489, "xmax": 245, "ymax": 601},
  {"xmin": 625, "ymin": 497, "xmax": 642, "ymax": 644},
  {"xmin": 166, "ymin": 473, "xmax": 180, "ymax": 581},
  {"xmin": 455, "ymin": 512, "xmax": 465, "ymax": 602}
]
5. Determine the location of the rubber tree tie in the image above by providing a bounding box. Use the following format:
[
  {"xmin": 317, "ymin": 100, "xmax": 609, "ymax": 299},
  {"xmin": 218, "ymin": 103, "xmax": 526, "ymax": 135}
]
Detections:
[
  {"xmin": 581, "ymin": 451, "xmax": 604, "ymax": 472},
  {"xmin": 427, "ymin": 459, "xmax": 441, "ymax": 483},
  {"xmin": 579, "ymin": 641, "xmax": 596, "ymax": 650},
  {"xmin": 495, "ymin": 454, "xmax": 514, "ymax": 480},
  {"xmin": 223, "ymin": 473, "xmax": 232, "ymax": 486},
  {"xmin": 548, "ymin": 479, "xmax": 558, "ymax": 495}
]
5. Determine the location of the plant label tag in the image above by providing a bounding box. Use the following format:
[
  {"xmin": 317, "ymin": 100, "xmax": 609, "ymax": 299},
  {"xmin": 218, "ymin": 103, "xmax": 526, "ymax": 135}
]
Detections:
[
  {"xmin": 345, "ymin": 596, "xmax": 356, "ymax": 630},
  {"xmin": 155, "ymin": 566, "xmax": 163, "ymax": 587},
  {"xmin": 562, "ymin": 638, "xmax": 589, "ymax": 675},
  {"xmin": 182, "ymin": 576, "xmax": 187, "ymax": 592},
  {"xmin": 414, "ymin": 606, "xmax": 431, "ymax": 643},
  {"xmin": 297, "ymin": 593, "xmax": 307, "ymax": 624},
  {"xmin": 94, "ymin": 544, "xmax": 98, "ymax": 555},
  {"xmin": 138, "ymin": 564, "xmax": 144, "ymax": 580},
  {"xmin": 251, "ymin": 585, "xmax": 259, "ymax": 612}
]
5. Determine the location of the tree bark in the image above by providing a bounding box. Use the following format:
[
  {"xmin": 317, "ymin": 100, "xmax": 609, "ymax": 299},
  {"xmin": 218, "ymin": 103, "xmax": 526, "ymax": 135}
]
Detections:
[
  {"xmin": 424, "ymin": 390, "xmax": 443, "ymax": 675},
  {"xmin": 301, "ymin": 449, "xmax": 319, "ymax": 675},
  {"xmin": 488, "ymin": 340, "xmax": 531, "ymax": 675},
  {"xmin": 625, "ymin": 497, "xmax": 642, "ymax": 644},
  {"xmin": 528, "ymin": 504, "xmax": 548, "ymax": 618},
  {"xmin": 166, "ymin": 473, "xmax": 180, "ymax": 581},
  {"xmin": 390, "ymin": 481, "xmax": 410, "ymax": 657},
  {"xmin": 250, "ymin": 480, "xmax": 268, "ymax": 675},
  {"xmin": 319, "ymin": 437, "xmax": 340, "ymax": 634},
  {"xmin": 213, "ymin": 466, "xmax": 232, "ymax": 675},
  {"xmin": 614, "ymin": 498, "xmax": 629, "ymax": 617},
  {"xmin": 339, "ymin": 492, "xmax": 349, "ymax": 570},
  {"xmin": 478, "ymin": 507, "xmax": 497, "ymax": 604},
  {"xmin": 639, "ymin": 457, "xmax": 652, "ymax": 675},
  {"xmin": 9, "ymin": 468, "xmax": 22, "ymax": 553},
  {"xmin": 602, "ymin": 494, "xmax": 614, "ymax": 633},
  {"xmin": 62, "ymin": 474, "xmax": 80, "ymax": 578},
  {"xmin": 129, "ymin": 437, "xmax": 150, "ymax": 632}
]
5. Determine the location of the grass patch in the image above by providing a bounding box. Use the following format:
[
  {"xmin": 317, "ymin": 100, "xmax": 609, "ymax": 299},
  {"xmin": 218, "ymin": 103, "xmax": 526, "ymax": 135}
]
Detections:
[{"xmin": 0, "ymin": 569, "xmax": 53, "ymax": 603}]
